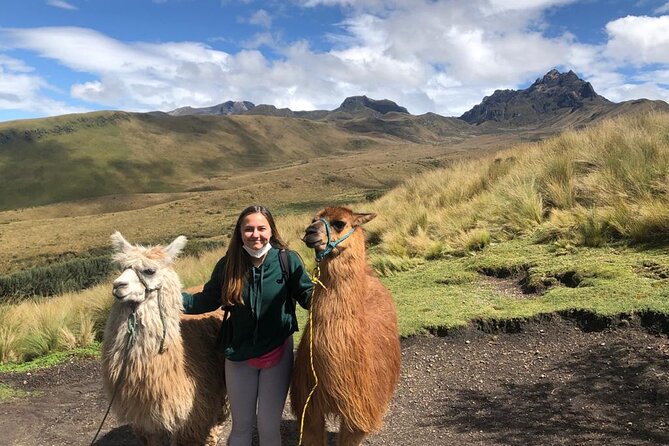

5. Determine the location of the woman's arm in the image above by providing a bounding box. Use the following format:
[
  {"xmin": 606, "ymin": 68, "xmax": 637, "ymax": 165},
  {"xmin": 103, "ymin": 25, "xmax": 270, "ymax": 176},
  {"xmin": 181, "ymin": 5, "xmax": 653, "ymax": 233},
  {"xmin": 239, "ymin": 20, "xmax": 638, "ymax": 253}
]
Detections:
[
  {"xmin": 288, "ymin": 251, "xmax": 313, "ymax": 309},
  {"xmin": 182, "ymin": 257, "xmax": 226, "ymax": 314}
]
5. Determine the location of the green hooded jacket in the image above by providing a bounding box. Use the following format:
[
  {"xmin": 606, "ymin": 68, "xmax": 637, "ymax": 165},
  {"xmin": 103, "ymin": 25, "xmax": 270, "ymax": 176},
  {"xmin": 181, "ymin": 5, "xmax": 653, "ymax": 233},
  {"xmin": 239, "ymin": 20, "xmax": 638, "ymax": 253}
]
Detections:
[{"xmin": 182, "ymin": 246, "xmax": 312, "ymax": 361}]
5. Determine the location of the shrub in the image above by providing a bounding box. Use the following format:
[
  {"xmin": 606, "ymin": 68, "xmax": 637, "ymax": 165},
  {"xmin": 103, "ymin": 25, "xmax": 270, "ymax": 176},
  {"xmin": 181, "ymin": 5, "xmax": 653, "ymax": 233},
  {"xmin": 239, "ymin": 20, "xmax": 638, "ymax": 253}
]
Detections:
[
  {"xmin": 0, "ymin": 256, "xmax": 115, "ymax": 301},
  {"xmin": 460, "ymin": 228, "xmax": 492, "ymax": 252}
]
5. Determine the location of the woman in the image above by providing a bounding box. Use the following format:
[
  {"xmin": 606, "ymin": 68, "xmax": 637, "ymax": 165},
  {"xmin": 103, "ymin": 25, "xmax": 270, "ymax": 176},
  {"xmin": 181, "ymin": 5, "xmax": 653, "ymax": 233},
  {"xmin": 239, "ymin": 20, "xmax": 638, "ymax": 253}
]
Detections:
[{"xmin": 182, "ymin": 204, "xmax": 313, "ymax": 446}]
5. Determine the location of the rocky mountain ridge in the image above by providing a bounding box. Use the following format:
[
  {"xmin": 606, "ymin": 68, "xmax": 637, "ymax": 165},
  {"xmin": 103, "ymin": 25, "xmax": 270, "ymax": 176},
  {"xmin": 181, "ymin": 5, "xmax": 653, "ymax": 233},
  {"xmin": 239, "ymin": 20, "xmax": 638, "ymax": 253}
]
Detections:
[
  {"xmin": 165, "ymin": 95, "xmax": 409, "ymax": 120},
  {"xmin": 162, "ymin": 69, "xmax": 667, "ymax": 128},
  {"xmin": 459, "ymin": 69, "xmax": 613, "ymax": 126},
  {"xmin": 167, "ymin": 100, "xmax": 255, "ymax": 117}
]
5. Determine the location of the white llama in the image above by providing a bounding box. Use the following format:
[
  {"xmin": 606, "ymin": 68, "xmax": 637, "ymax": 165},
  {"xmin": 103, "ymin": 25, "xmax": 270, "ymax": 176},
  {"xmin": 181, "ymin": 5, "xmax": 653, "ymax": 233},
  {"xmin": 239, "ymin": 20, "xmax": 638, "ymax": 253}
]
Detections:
[{"xmin": 102, "ymin": 232, "xmax": 227, "ymax": 446}]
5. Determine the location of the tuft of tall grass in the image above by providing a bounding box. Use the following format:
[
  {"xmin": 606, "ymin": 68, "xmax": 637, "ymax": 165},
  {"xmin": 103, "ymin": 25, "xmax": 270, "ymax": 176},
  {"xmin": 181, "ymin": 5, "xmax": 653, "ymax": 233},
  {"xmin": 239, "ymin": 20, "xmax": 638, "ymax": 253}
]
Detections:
[
  {"xmin": 458, "ymin": 228, "xmax": 492, "ymax": 252},
  {"xmin": 488, "ymin": 175, "xmax": 544, "ymax": 235},
  {"xmin": 369, "ymin": 254, "xmax": 426, "ymax": 277},
  {"xmin": 608, "ymin": 199, "xmax": 669, "ymax": 244},
  {"xmin": 0, "ymin": 311, "xmax": 19, "ymax": 363},
  {"xmin": 176, "ymin": 246, "xmax": 227, "ymax": 288},
  {"xmin": 572, "ymin": 206, "xmax": 611, "ymax": 247},
  {"xmin": 535, "ymin": 136, "xmax": 579, "ymax": 209},
  {"xmin": 0, "ymin": 283, "xmax": 112, "ymax": 364},
  {"xmin": 369, "ymin": 111, "xmax": 669, "ymax": 257}
]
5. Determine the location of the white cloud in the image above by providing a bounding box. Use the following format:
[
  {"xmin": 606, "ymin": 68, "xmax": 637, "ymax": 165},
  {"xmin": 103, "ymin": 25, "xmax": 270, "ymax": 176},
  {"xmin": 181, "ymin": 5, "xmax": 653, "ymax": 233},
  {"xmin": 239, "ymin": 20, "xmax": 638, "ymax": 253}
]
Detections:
[
  {"xmin": 1, "ymin": 1, "xmax": 668, "ymax": 119},
  {"xmin": 46, "ymin": 0, "xmax": 78, "ymax": 10},
  {"xmin": 634, "ymin": 69, "xmax": 669, "ymax": 85},
  {"xmin": 605, "ymin": 15, "xmax": 669, "ymax": 65},
  {"xmin": 241, "ymin": 32, "xmax": 280, "ymax": 49},
  {"xmin": 0, "ymin": 58, "xmax": 87, "ymax": 116},
  {"xmin": 601, "ymin": 81, "xmax": 669, "ymax": 103},
  {"xmin": 484, "ymin": 0, "xmax": 578, "ymax": 13},
  {"xmin": 299, "ymin": 0, "xmax": 579, "ymax": 14},
  {"xmin": 249, "ymin": 9, "xmax": 272, "ymax": 28},
  {"xmin": 0, "ymin": 54, "xmax": 34, "ymax": 73},
  {"xmin": 655, "ymin": 2, "xmax": 669, "ymax": 14}
]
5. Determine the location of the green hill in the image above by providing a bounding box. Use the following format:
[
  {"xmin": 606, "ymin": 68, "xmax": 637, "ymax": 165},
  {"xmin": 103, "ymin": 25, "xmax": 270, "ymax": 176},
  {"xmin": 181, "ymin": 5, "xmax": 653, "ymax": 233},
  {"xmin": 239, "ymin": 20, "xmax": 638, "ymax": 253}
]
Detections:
[{"xmin": 0, "ymin": 111, "xmax": 402, "ymax": 210}]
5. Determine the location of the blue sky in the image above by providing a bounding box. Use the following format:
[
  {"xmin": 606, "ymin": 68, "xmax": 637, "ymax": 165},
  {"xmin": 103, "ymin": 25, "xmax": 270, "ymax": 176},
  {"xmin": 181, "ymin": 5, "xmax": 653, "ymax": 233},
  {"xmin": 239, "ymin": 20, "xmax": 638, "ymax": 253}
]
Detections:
[{"xmin": 1, "ymin": 0, "xmax": 668, "ymax": 122}]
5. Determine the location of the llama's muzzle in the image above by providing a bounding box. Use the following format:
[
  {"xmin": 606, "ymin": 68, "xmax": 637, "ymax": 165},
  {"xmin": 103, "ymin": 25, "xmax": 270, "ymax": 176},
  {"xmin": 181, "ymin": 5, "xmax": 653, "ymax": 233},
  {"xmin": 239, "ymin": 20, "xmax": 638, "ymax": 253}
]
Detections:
[
  {"xmin": 112, "ymin": 283, "xmax": 129, "ymax": 300},
  {"xmin": 302, "ymin": 224, "xmax": 324, "ymax": 249}
]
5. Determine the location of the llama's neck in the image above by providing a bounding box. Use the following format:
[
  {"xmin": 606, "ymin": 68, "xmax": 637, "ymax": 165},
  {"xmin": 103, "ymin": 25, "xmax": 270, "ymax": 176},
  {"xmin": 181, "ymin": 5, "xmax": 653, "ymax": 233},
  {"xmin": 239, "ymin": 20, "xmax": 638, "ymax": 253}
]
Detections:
[
  {"xmin": 320, "ymin": 248, "xmax": 366, "ymax": 282},
  {"xmin": 314, "ymin": 244, "xmax": 367, "ymax": 314}
]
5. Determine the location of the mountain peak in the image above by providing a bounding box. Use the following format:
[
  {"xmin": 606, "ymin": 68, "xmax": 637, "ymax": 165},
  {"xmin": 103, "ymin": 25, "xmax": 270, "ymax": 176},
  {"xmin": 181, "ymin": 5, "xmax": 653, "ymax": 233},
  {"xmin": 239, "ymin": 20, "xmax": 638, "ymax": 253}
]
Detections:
[
  {"xmin": 460, "ymin": 69, "xmax": 609, "ymax": 125},
  {"xmin": 167, "ymin": 100, "xmax": 255, "ymax": 117},
  {"xmin": 338, "ymin": 96, "xmax": 409, "ymax": 115}
]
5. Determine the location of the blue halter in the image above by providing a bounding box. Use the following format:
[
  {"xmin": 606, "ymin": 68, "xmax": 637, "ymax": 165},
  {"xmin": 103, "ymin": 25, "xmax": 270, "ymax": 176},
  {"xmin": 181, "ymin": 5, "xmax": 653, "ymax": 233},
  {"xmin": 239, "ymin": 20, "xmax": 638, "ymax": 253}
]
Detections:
[{"xmin": 315, "ymin": 217, "xmax": 355, "ymax": 262}]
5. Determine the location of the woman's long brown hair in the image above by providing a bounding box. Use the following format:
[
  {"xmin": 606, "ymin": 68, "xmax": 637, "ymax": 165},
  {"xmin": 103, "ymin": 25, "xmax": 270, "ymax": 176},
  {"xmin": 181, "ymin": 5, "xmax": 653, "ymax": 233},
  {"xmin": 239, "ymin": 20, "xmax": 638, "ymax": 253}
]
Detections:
[{"xmin": 222, "ymin": 205, "xmax": 287, "ymax": 306}]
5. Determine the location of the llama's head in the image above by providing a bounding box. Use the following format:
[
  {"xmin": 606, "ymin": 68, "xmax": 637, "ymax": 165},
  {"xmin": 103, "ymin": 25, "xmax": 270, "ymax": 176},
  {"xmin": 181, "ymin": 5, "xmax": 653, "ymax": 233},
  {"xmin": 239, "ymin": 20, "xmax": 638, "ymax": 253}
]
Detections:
[
  {"xmin": 110, "ymin": 231, "xmax": 187, "ymax": 304},
  {"xmin": 303, "ymin": 207, "xmax": 376, "ymax": 261}
]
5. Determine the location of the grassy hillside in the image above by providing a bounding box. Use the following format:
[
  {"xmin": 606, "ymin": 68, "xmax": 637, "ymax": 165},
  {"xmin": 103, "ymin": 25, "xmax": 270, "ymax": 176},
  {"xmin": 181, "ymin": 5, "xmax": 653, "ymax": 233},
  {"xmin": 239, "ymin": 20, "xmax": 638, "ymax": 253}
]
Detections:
[
  {"xmin": 0, "ymin": 124, "xmax": 521, "ymax": 276},
  {"xmin": 368, "ymin": 111, "xmax": 669, "ymax": 257},
  {"xmin": 0, "ymin": 111, "xmax": 407, "ymax": 210},
  {"xmin": 1, "ymin": 111, "xmax": 669, "ymax": 366}
]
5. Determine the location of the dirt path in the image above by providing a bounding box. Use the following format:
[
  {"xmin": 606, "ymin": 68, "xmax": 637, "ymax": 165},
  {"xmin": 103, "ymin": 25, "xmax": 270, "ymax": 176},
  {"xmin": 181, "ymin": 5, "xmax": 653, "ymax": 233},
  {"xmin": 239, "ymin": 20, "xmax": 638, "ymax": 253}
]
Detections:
[{"xmin": 1, "ymin": 316, "xmax": 669, "ymax": 446}]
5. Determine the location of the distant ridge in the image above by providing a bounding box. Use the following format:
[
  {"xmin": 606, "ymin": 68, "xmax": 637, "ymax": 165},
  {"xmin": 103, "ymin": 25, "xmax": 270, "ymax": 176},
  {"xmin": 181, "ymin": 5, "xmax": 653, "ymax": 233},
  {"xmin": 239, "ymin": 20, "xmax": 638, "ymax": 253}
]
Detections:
[
  {"xmin": 167, "ymin": 100, "xmax": 255, "ymax": 116},
  {"xmin": 164, "ymin": 70, "xmax": 669, "ymax": 129},
  {"xmin": 460, "ymin": 69, "xmax": 613, "ymax": 126},
  {"xmin": 332, "ymin": 95, "xmax": 409, "ymax": 115},
  {"xmin": 165, "ymin": 95, "xmax": 410, "ymax": 120}
]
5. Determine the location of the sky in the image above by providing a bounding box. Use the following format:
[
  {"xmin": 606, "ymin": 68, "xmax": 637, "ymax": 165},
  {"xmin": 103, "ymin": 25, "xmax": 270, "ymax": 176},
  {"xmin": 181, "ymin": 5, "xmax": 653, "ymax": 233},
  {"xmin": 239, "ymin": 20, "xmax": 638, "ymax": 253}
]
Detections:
[{"xmin": 0, "ymin": 0, "xmax": 668, "ymax": 123}]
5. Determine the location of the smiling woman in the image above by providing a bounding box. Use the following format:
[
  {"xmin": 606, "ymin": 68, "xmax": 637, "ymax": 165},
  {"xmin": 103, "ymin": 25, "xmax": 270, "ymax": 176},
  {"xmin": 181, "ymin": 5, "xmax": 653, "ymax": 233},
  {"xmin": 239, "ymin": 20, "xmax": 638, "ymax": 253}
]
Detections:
[{"xmin": 180, "ymin": 204, "xmax": 313, "ymax": 446}]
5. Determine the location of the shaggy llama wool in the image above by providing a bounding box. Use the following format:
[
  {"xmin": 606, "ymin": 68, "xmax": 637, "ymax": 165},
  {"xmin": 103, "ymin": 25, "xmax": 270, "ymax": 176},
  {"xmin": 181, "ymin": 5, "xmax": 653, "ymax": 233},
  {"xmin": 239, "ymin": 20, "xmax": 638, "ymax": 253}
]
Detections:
[
  {"xmin": 102, "ymin": 232, "xmax": 227, "ymax": 446},
  {"xmin": 291, "ymin": 207, "xmax": 401, "ymax": 446}
]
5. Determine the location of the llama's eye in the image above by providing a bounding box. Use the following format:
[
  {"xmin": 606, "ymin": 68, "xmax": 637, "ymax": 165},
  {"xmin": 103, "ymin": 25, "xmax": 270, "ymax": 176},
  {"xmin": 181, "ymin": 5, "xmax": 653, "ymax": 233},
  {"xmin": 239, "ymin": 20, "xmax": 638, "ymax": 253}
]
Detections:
[
  {"xmin": 331, "ymin": 220, "xmax": 346, "ymax": 231},
  {"xmin": 143, "ymin": 268, "xmax": 156, "ymax": 276}
]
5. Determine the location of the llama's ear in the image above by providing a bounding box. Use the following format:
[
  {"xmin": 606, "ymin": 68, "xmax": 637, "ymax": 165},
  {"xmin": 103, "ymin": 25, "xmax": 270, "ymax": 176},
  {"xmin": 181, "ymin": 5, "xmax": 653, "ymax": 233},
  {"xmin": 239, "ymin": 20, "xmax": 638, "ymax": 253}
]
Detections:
[
  {"xmin": 164, "ymin": 235, "xmax": 188, "ymax": 263},
  {"xmin": 110, "ymin": 231, "xmax": 133, "ymax": 253},
  {"xmin": 352, "ymin": 212, "xmax": 376, "ymax": 226}
]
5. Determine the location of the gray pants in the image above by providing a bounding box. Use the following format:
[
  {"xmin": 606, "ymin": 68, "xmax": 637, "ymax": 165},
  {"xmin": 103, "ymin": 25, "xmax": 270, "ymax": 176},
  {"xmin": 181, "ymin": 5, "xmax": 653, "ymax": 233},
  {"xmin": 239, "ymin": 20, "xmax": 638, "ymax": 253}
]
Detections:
[{"xmin": 225, "ymin": 336, "xmax": 293, "ymax": 446}]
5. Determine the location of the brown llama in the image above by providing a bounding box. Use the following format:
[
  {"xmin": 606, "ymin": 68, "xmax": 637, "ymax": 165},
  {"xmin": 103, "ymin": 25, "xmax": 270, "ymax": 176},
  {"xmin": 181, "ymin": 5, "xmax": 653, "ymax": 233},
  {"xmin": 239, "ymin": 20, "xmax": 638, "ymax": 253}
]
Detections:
[
  {"xmin": 102, "ymin": 232, "xmax": 228, "ymax": 446},
  {"xmin": 290, "ymin": 207, "xmax": 401, "ymax": 446}
]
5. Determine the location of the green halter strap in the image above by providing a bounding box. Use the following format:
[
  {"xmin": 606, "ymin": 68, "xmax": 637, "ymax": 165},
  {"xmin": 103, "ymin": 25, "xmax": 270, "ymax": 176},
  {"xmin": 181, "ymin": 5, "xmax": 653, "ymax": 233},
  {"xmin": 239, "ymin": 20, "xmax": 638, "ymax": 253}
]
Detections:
[{"xmin": 315, "ymin": 218, "xmax": 355, "ymax": 262}]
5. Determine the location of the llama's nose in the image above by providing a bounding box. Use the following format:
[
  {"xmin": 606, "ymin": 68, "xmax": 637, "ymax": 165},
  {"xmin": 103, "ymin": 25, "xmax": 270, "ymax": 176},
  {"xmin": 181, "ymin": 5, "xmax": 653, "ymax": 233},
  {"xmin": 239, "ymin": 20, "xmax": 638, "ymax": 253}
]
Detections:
[
  {"xmin": 303, "ymin": 225, "xmax": 319, "ymax": 241},
  {"xmin": 112, "ymin": 280, "xmax": 128, "ymax": 290}
]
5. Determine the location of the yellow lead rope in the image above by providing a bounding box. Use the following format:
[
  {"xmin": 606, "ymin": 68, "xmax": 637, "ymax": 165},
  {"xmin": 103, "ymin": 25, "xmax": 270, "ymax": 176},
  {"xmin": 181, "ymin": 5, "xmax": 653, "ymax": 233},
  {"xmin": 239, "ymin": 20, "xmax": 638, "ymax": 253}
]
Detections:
[{"xmin": 298, "ymin": 265, "xmax": 327, "ymax": 446}]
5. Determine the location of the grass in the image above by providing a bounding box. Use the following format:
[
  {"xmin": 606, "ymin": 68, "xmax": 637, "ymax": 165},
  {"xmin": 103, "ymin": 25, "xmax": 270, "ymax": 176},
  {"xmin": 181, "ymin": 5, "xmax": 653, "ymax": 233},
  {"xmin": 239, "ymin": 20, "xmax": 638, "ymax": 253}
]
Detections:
[
  {"xmin": 0, "ymin": 383, "xmax": 32, "ymax": 402},
  {"xmin": 0, "ymin": 110, "xmax": 476, "ymax": 214},
  {"xmin": 379, "ymin": 238, "xmax": 669, "ymax": 336},
  {"xmin": 0, "ymin": 284, "xmax": 111, "ymax": 365},
  {"xmin": 2, "ymin": 111, "xmax": 669, "ymax": 366},
  {"xmin": 0, "ymin": 343, "xmax": 101, "ymax": 374},
  {"xmin": 369, "ymin": 111, "xmax": 669, "ymax": 256}
]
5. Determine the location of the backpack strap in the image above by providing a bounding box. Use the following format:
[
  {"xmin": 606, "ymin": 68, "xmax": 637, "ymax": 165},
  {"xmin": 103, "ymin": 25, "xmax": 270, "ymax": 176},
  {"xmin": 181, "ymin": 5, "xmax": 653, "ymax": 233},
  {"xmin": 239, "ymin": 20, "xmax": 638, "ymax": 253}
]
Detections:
[
  {"xmin": 278, "ymin": 248, "xmax": 291, "ymax": 284},
  {"xmin": 278, "ymin": 249, "xmax": 297, "ymax": 321}
]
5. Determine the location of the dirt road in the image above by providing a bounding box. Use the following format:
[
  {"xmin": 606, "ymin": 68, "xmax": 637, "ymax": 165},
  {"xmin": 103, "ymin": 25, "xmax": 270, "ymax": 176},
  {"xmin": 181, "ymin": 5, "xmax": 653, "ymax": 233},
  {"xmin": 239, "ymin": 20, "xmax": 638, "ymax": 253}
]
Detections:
[{"xmin": 1, "ymin": 315, "xmax": 668, "ymax": 445}]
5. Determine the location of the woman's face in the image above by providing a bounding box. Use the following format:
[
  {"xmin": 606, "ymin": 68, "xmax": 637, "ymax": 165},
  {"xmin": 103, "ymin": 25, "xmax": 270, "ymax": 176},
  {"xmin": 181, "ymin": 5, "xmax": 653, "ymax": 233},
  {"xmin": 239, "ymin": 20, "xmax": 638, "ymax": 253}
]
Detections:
[{"xmin": 240, "ymin": 212, "xmax": 272, "ymax": 251}]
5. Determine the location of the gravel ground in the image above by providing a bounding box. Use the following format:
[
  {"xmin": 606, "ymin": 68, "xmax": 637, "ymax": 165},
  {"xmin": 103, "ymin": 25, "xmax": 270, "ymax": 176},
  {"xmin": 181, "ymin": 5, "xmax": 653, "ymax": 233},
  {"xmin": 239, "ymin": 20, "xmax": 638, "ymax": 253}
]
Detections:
[{"xmin": 1, "ymin": 315, "xmax": 669, "ymax": 446}]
